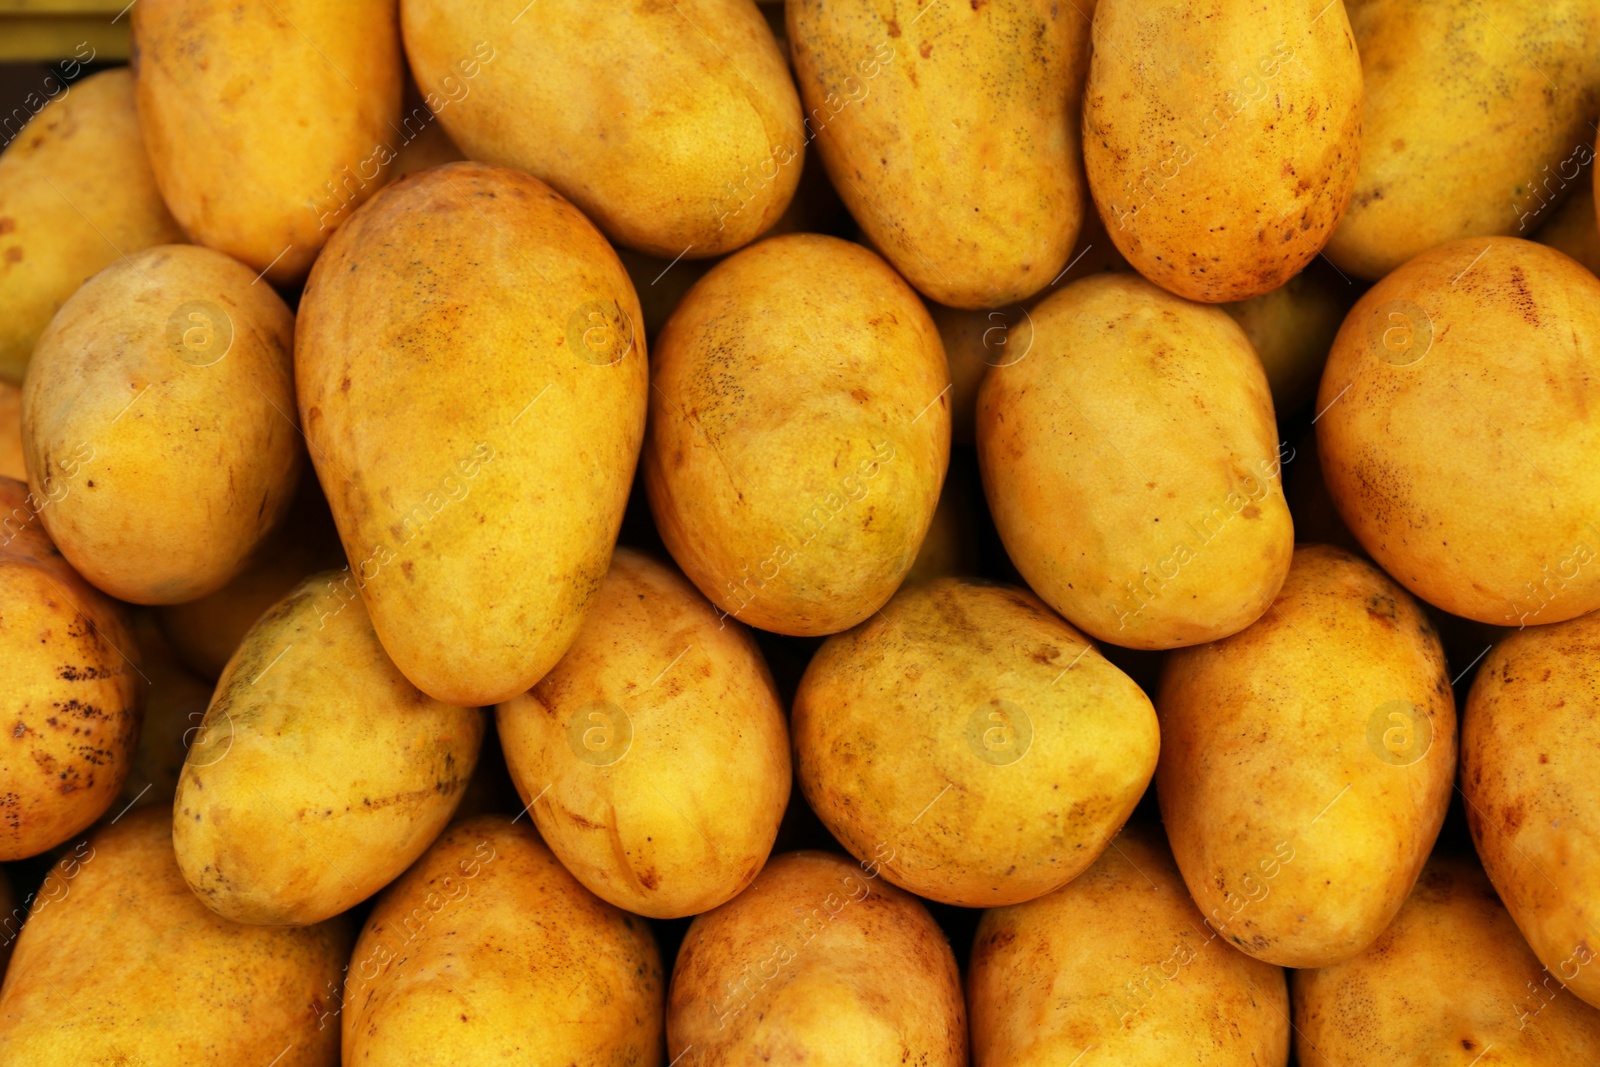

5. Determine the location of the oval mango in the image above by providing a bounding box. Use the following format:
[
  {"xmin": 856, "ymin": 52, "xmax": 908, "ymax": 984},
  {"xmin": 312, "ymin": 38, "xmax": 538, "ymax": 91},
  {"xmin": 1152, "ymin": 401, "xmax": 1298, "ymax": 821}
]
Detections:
[
  {"xmin": 969, "ymin": 823, "xmax": 1289, "ymax": 1065},
  {"xmin": 668, "ymin": 850, "xmax": 966, "ymax": 1066},
  {"xmin": 1293, "ymin": 856, "xmax": 1600, "ymax": 1063},
  {"xmin": 1462, "ymin": 611, "xmax": 1600, "ymax": 1010},
  {"xmin": 645, "ymin": 232, "xmax": 949, "ymax": 636},
  {"xmin": 0, "ymin": 476, "xmax": 142, "ymax": 860},
  {"xmin": 22, "ymin": 243, "xmax": 302, "ymax": 605},
  {"xmin": 132, "ymin": 0, "xmax": 404, "ymax": 284},
  {"xmin": 295, "ymin": 161, "xmax": 647, "ymax": 705},
  {"xmin": 1156, "ymin": 544, "xmax": 1455, "ymax": 968},
  {"xmin": 789, "ymin": 0, "xmax": 1091, "ymax": 308},
  {"xmin": 401, "ymin": 0, "xmax": 801, "ymax": 259},
  {"xmin": 175, "ymin": 571, "xmax": 483, "ymax": 926},
  {"xmin": 793, "ymin": 577, "xmax": 1159, "ymax": 907},
  {"xmin": 0, "ymin": 68, "xmax": 184, "ymax": 383},
  {"xmin": 497, "ymin": 548, "xmax": 789, "ymax": 918},
  {"xmin": 1317, "ymin": 236, "xmax": 1600, "ymax": 626},
  {"xmin": 1324, "ymin": 0, "xmax": 1600, "ymax": 279},
  {"xmin": 341, "ymin": 815, "xmax": 663, "ymax": 1064},
  {"xmin": 977, "ymin": 272, "xmax": 1293, "ymax": 649},
  {"xmin": 1083, "ymin": 0, "xmax": 1362, "ymax": 302},
  {"xmin": 0, "ymin": 807, "xmax": 350, "ymax": 1065}
]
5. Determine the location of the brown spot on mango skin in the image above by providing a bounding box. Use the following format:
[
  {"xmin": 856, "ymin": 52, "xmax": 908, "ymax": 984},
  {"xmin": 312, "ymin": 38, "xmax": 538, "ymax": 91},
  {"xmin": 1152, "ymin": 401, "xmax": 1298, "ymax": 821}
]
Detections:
[{"xmin": 1506, "ymin": 264, "xmax": 1540, "ymax": 327}]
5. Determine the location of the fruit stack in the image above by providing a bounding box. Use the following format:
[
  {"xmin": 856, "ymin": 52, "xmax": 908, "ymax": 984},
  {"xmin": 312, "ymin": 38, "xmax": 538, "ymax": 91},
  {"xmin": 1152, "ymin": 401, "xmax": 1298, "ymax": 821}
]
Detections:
[{"xmin": 1, "ymin": 1, "xmax": 1598, "ymax": 1064}]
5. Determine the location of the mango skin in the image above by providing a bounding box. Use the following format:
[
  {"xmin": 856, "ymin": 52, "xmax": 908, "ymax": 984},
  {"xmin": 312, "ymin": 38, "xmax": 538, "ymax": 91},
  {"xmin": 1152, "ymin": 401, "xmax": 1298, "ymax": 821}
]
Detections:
[
  {"xmin": 788, "ymin": 0, "xmax": 1090, "ymax": 309},
  {"xmin": 1463, "ymin": 612, "xmax": 1600, "ymax": 1011},
  {"xmin": 1157, "ymin": 544, "xmax": 1456, "ymax": 968},
  {"xmin": 1533, "ymin": 176, "xmax": 1600, "ymax": 277},
  {"xmin": 1083, "ymin": 0, "xmax": 1362, "ymax": 302},
  {"xmin": 969, "ymin": 823, "xmax": 1290, "ymax": 1066},
  {"xmin": 977, "ymin": 272, "xmax": 1293, "ymax": 649},
  {"xmin": 22, "ymin": 243, "xmax": 302, "ymax": 605},
  {"xmin": 132, "ymin": 0, "xmax": 404, "ymax": 285},
  {"xmin": 0, "ymin": 807, "xmax": 351, "ymax": 1066},
  {"xmin": 616, "ymin": 246, "xmax": 716, "ymax": 347},
  {"xmin": 933, "ymin": 207, "xmax": 1134, "ymax": 446},
  {"xmin": 929, "ymin": 301, "xmax": 1011, "ymax": 448},
  {"xmin": 389, "ymin": 116, "xmax": 464, "ymax": 180},
  {"xmin": 668, "ymin": 850, "xmax": 967, "ymax": 1067},
  {"xmin": 155, "ymin": 479, "xmax": 344, "ymax": 679},
  {"xmin": 645, "ymin": 233, "xmax": 949, "ymax": 636},
  {"xmin": 1316, "ymin": 236, "xmax": 1600, "ymax": 626},
  {"xmin": 0, "ymin": 68, "xmax": 184, "ymax": 385},
  {"xmin": 496, "ymin": 548, "xmax": 789, "ymax": 919},
  {"xmin": 1221, "ymin": 266, "xmax": 1349, "ymax": 417},
  {"xmin": 121, "ymin": 613, "xmax": 212, "ymax": 812},
  {"xmin": 793, "ymin": 578, "xmax": 1159, "ymax": 908},
  {"xmin": 402, "ymin": 0, "xmax": 801, "ymax": 259},
  {"xmin": 904, "ymin": 460, "xmax": 982, "ymax": 583},
  {"xmin": 0, "ymin": 476, "xmax": 142, "ymax": 861},
  {"xmin": 296, "ymin": 161, "xmax": 647, "ymax": 706},
  {"xmin": 1293, "ymin": 857, "xmax": 1600, "ymax": 1064},
  {"xmin": 1325, "ymin": 0, "xmax": 1600, "ymax": 280},
  {"xmin": 342, "ymin": 816, "xmax": 663, "ymax": 1066},
  {"xmin": 0, "ymin": 382, "xmax": 22, "ymax": 480},
  {"xmin": 175, "ymin": 571, "xmax": 483, "ymax": 926}
]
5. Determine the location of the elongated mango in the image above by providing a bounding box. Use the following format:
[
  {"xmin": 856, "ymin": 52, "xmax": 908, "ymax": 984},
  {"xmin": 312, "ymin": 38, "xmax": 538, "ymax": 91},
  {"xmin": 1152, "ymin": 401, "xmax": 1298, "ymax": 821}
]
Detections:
[{"xmin": 295, "ymin": 162, "xmax": 647, "ymax": 705}]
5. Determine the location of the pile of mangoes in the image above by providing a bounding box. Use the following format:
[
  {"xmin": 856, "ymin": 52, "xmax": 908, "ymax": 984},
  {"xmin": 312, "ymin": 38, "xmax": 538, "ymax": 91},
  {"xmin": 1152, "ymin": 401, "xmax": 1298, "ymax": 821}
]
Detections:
[{"xmin": 1, "ymin": 0, "xmax": 1599, "ymax": 1064}]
